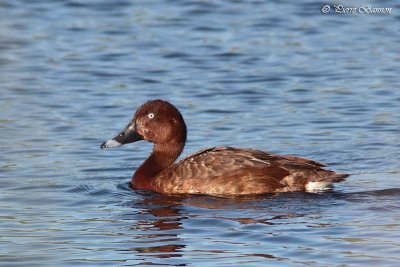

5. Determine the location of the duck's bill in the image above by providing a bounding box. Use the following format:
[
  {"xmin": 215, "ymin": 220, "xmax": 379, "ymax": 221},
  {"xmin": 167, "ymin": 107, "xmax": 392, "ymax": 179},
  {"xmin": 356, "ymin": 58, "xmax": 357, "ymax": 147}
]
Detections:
[
  {"xmin": 101, "ymin": 123, "xmax": 143, "ymax": 149},
  {"xmin": 101, "ymin": 139, "xmax": 123, "ymax": 149}
]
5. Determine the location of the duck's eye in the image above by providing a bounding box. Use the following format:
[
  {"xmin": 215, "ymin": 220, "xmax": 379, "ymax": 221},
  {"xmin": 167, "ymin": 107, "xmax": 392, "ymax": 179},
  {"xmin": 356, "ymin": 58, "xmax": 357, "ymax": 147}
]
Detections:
[{"xmin": 147, "ymin": 113, "xmax": 155, "ymax": 119}]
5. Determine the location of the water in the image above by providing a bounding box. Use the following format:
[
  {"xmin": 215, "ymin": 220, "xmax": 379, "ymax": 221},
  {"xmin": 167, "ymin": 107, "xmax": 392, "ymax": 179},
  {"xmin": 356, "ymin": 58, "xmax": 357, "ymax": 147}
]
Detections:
[{"xmin": 1, "ymin": 0, "xmax": 399, "ymax": 266}]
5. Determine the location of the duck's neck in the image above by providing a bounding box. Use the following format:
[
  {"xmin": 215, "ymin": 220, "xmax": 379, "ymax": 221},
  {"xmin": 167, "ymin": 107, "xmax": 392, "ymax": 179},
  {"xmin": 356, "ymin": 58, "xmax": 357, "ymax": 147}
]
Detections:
[{"xmin": 131, "ymin": 142, "xmax": 184, "ymax": 189}]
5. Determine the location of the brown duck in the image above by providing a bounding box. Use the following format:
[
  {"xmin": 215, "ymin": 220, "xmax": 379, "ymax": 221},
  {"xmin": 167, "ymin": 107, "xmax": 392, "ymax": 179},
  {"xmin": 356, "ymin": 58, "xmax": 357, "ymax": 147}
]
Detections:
[{"xmin": 101, "ymin": 99, "xmax": 348, "ymax": 196}]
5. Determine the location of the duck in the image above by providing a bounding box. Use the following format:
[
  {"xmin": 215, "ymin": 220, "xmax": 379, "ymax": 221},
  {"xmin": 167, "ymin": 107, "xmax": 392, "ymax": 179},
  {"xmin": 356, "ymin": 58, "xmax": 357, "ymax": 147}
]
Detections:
[{"xmin": 101, "ymin": 99, "xmax": 349, "ymax": 196}]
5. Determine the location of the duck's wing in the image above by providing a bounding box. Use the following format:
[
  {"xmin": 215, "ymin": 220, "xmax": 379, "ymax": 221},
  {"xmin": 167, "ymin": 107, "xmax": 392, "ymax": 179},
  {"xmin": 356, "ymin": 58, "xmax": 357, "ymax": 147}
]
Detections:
[{"xmin": 154, "ymin": 147, "xmax": 348, "ymax": 195}]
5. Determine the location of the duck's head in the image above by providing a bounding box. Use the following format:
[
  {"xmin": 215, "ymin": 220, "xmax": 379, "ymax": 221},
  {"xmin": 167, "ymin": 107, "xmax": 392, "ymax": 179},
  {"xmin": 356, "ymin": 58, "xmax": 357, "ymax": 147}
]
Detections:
[{"xmin": 101, "ymin": 99, "xmax": 187, "ymax": 149}]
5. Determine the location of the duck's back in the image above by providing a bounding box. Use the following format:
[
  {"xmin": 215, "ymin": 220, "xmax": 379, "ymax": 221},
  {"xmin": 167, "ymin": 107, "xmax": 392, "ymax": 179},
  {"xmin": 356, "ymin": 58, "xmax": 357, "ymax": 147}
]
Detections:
[{"xmin": 152, "ymin": 147, "xmax": 348, "ymax": 196}]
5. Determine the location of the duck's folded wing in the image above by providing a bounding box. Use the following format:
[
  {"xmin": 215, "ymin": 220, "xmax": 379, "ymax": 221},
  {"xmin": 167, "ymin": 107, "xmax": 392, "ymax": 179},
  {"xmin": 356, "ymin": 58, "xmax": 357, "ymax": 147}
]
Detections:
[{"xmin": 154, "ymin": 147, "xmax": 347, "ymax": 195}]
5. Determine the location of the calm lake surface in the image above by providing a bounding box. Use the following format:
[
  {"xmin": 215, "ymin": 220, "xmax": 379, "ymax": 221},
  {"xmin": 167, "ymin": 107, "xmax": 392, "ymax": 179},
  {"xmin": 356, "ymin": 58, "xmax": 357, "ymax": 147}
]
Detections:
[{"xmin": 1, "ymin": 1, "xmax": 399, "ymax": 266}]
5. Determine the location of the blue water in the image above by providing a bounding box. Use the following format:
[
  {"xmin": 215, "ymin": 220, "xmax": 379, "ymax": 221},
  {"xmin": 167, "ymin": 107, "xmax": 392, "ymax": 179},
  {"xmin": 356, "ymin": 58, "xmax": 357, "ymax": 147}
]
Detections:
[{"xmin": 1, "ymin": 0, "xmax": 399, "ymax": 266}]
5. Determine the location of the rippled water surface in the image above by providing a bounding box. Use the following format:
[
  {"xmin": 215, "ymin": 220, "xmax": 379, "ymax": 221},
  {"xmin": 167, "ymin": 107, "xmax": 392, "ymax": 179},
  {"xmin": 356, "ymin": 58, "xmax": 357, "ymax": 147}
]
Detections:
[{"xmin": 1, "ymin": 0, "xmax": 400, "ymax": 266}]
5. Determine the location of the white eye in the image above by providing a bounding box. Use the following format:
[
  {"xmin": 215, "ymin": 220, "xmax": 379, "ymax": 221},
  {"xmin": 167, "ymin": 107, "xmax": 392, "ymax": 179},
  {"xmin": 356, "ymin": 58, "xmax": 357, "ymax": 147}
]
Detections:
[{"xmin": 147, "ymin": 113, "xmax": 155, "ymax": 119}]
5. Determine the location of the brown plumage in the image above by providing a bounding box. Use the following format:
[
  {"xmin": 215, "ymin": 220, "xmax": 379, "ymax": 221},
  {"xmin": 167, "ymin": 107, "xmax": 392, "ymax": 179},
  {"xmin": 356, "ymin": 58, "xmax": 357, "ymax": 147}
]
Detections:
[{"xmin": 101, "ymin": 100, "xmax": 349, "ymax": 196}]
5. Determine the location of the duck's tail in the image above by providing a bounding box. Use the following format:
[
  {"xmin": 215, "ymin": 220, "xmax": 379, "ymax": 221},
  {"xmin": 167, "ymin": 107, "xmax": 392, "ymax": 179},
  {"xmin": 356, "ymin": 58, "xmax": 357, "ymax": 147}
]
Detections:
[{"xmin": 305, "ymin": 172, "xmax": 349, "ymax": 192}]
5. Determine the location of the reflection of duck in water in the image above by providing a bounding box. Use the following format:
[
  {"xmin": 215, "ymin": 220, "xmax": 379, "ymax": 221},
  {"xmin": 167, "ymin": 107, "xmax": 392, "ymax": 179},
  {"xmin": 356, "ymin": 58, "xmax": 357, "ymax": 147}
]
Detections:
[
  {"xmin": 132, "ymin": 195, "xmax": 185, "ymax": 259},
  {"xmin": 102, "ymin": 100, "xmax": 349, "ymax": 196},
  {"xmin": 129, "ymin": 193, "xmax": 301, "ymax": 262}
]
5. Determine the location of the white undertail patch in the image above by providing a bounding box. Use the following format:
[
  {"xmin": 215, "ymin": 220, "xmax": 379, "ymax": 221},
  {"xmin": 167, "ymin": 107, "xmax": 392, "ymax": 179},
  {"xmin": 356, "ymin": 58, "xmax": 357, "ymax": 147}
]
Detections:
[{"xmin": 305, "ymin": 181, "xmax": 332, "ymax": 192}]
